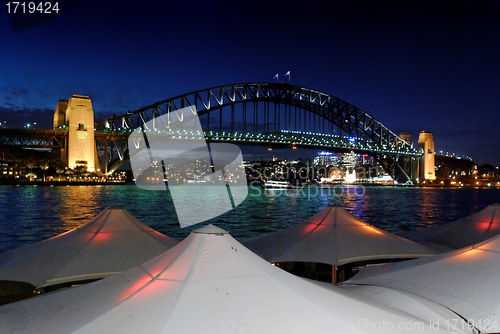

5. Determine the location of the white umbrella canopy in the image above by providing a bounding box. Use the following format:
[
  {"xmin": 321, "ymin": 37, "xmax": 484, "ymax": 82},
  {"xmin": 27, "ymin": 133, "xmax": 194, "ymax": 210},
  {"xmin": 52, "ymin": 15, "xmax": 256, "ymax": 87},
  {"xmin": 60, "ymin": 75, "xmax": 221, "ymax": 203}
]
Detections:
[
  {"xmin": 0, "ymin": 225, "xmax": 472, "ymax": 334},
  {"xmin": 344, "ymin": 233, "xmax": 500, "ymax": 333},
  {"xmin": 404, "ymin": 203, "xmax": 500, "ymax": 251},
  {"xmin": 243, "ymin": 205, "xmax": 436, "ymax": 266},
  {"xmin": 0, "ymin": 206, "xmax": 178, "ymax": 291},
  {"xmin": 311, "ymin": 281, "xmax": 475, "ymax": 333}
]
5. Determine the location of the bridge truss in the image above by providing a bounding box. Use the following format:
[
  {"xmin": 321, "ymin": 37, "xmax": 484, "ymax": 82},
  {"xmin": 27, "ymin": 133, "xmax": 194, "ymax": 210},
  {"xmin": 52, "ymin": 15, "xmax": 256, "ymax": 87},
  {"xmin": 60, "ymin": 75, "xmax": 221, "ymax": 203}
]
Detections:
[
  {"xmin": 95, "ymin": 83, "xmax": 417, "ymax": 181},
  {"xmin": 0, "ymin": 129, "xmax": 67, "ymax": 148}
]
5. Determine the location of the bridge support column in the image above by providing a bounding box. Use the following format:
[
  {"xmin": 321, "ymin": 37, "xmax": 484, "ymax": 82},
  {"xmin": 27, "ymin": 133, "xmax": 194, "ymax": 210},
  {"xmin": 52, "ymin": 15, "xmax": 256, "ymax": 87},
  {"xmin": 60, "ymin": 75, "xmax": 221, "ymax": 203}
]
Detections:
[
  {"xmin": 53, "ymin": 99, "xmax": 69, "ymax": 167},
  {"xmin": 411, "ymin": 157, "xmax": 419, "ymax": 182},
  {"xmin": 57, "ymin": 95, "xmax": 97, "ymax": 172},
  {"xmin": 375, "ymin": 154, "xmax": 412, "ymax": 184},
  {"xmin": 104, "ymin": 137, "xmax": 108, "ymax": 175},
  {"xmin": 418, "ymin": 131, "xmax": 436, "ymax": 181},
  {"xmin": 94, "ymin": 141, "xmax": 99, "ymax": 174}
]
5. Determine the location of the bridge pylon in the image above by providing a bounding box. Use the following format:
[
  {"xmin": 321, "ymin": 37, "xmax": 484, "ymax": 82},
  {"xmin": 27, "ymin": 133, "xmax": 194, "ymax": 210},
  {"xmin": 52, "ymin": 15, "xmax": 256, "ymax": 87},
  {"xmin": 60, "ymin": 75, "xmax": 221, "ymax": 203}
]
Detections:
[
  {"xmin": 417, "ymin": 131, "xmax": 436, "ymax": 181},
  {"xmin": 53, "ymin": 95, "xmax": 97, "ymax": 173}
]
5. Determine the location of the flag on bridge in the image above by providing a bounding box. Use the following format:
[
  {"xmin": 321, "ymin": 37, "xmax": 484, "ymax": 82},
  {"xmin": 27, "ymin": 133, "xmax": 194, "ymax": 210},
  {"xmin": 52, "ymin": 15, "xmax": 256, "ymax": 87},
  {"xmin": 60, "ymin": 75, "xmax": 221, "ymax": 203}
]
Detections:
[
  {"xmin": 273, "ymin": 73, "xmax": 279, "ymax": 82},
  {"xmin": 285, "ymin": 70, "xmax": 290, "ymax": 83}
]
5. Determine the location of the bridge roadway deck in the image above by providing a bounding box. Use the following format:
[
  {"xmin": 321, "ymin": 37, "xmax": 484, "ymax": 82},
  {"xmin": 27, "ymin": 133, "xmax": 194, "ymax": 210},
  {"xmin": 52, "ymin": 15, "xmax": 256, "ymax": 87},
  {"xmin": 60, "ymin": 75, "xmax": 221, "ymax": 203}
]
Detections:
[
  {"xmin": 0, "ymin": 129, "xmax": 129, "ymax": 148},
  {"xmin": 0, "ymin": 128, "xmax": 418, "ymax": 157},
  {"xmin": 0, "ymin": 128, "xmax": 67, "ymax": 148}
]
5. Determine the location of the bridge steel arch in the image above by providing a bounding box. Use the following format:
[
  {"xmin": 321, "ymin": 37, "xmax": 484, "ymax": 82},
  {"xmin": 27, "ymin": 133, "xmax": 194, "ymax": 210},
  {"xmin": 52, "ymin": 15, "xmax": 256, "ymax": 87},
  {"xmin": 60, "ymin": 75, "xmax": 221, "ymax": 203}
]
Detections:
[{"xmin": 95, "ymin": 83, "xmax": 416, "ymax": 181}]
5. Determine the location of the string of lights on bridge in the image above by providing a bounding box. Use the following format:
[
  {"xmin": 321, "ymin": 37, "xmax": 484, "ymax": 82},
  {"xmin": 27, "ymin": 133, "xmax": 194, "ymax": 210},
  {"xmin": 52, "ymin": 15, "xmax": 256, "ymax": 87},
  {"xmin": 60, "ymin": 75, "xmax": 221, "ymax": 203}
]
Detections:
[
  {"xmin": 87, "ymin": 124, "xmax": 420, "ymax": 156},
  {"xmin": 39, "ymin": 124, "xmax": 471, "ymax": 161}
]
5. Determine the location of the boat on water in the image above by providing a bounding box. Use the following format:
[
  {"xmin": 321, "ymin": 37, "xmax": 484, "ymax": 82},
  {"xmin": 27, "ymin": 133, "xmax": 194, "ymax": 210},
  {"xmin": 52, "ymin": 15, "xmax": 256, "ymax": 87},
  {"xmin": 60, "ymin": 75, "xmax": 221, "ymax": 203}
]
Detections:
[
  {"xmin": 392, "ymin": 181, "xmax": 416, "ymax": 187},
  {"xmin": 261, "ymin": 180, "xmax": 300, "ymax": 189}
]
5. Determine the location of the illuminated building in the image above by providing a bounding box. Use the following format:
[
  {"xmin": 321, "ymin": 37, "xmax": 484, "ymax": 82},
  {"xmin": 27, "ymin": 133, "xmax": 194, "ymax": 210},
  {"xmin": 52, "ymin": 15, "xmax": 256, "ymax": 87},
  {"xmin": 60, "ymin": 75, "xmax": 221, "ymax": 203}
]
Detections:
[
  {"xmin": 0, "ymin": 161, "xmax": 26, "ymax": 178},
  {"xmin": 341, "ymin": 152, "xmax": 356, "ymax": 169},
  {"xmin": 418, "ymin": 131, "xmax": 436, "ymax": 180},
  {"xmin": 313, "ymin": 152, "xmax": 341, "ymax": 166}
]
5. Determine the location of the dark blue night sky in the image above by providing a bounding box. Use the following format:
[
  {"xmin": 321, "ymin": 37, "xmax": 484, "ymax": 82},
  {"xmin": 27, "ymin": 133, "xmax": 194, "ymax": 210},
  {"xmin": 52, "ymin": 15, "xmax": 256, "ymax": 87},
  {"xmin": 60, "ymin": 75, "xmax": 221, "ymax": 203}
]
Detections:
[{"xmin": 1, "ymin": 0, "xmax": 500, "ymax": 165}]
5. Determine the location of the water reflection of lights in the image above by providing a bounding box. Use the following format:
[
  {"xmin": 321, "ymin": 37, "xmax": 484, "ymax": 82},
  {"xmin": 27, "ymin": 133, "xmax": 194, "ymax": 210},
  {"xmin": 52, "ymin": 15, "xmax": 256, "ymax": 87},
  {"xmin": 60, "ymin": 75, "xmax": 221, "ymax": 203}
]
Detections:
[{"xmin": 56, "ymin": 187, "xmax": 104, "ymax": 233}]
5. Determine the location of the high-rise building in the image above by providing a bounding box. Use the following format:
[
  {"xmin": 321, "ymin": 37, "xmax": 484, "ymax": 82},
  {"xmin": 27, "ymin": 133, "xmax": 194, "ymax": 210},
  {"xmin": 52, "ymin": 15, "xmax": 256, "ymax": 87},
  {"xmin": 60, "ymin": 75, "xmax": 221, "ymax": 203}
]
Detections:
[
  {"xmin": 341, "ymin": 152, "xmax": 357, "ymax": 168},
  {"xmin": 313, "ymin": 152, "xmax": 341, "ymax": 166},
  {"xmin": 417, "ymin": 131, "xmax": 435, "ymax": 180}
]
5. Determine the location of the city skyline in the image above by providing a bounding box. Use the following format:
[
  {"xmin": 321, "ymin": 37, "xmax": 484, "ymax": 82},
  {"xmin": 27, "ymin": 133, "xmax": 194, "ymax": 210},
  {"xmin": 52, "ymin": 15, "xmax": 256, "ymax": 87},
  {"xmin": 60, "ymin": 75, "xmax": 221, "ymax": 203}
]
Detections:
[{"xmin": 1, "ymin": 0, "xmax": 500, "ymax": 166}]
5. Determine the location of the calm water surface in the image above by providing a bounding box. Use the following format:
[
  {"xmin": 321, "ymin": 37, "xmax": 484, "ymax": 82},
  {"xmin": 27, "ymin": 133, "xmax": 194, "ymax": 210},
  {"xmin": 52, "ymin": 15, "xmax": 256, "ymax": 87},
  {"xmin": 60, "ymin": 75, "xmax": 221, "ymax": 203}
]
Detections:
[{"xmin": 0, "ymin": 184, "xmax": 499, "ymax": 252}]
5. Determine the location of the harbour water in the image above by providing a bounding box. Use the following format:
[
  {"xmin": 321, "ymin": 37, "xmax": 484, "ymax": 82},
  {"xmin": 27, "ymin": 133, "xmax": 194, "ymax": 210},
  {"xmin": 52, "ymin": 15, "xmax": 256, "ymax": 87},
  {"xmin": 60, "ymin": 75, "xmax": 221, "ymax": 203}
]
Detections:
[{"xmin": 1, "ymin": 184, "xmax": 499, "ymax": 253}]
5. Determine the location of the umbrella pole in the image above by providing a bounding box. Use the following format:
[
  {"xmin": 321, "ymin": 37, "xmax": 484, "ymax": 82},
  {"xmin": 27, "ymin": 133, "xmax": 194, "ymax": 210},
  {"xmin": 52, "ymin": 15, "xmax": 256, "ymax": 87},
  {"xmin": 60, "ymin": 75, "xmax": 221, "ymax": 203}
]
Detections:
[{"xmin": 332, "ymin": 266, "xmax": 337, "ymax": 284}]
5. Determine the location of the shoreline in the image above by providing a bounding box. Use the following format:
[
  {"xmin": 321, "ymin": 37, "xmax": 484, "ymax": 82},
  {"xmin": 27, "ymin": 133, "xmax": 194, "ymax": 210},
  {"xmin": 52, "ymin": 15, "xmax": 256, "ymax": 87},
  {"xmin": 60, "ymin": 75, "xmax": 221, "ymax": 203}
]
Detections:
[
  {"xmin": 0, "ymin": 180, "xmax": 127, "ymax": 186},
  {"xmin": 0, "ymin": 179, "xmax": 498, "ymax": 189}
]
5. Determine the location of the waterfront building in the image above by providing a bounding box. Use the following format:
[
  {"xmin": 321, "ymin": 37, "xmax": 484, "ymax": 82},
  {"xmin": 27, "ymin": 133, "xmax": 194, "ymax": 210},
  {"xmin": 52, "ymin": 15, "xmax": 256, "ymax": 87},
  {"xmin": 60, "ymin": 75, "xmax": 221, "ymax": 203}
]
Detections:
[
  {"xmin": 313, "ymin": 152, "xmax": 341, "ymax": 167},
  {"xmin": 0, "ymin": 161, "xmax": 26, "ymax": 179},
  {"xmin": 341, "ymin": 152, "xmax": 357, "ymax": 168}
]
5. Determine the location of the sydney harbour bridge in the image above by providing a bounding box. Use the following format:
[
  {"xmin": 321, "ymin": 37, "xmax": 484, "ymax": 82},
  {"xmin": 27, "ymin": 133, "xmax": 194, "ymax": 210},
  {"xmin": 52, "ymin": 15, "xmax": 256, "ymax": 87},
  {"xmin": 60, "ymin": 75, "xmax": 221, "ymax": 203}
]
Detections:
[{"xmin": 0, "ymin": 83, "xmax": 419, "ymax": 182}]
